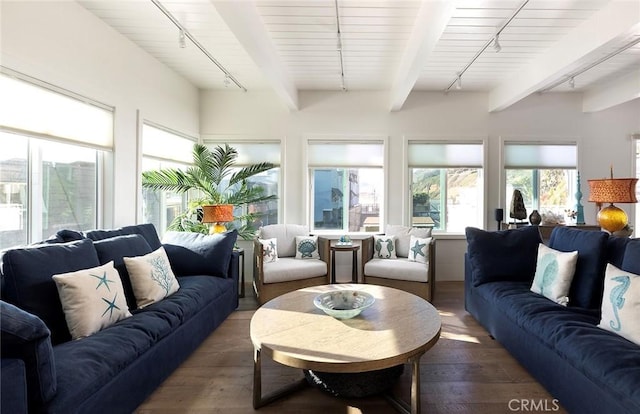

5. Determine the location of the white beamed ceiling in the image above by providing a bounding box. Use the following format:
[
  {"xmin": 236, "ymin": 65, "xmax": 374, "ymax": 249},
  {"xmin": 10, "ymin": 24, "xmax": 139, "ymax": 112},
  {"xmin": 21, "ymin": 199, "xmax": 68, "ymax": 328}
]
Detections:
[{"xmin": 78, "ymin": 0, "xmax": 640, "ymax": 112}]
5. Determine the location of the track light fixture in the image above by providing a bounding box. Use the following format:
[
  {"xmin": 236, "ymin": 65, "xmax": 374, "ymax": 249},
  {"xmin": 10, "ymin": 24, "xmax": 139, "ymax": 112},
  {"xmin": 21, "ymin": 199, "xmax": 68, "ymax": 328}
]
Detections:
[
  {"xmin": 223, "ymin": 74, "xmax": 231, "ymax": 88},
  {"xmin": 568, "ymin": 76, "xmax": 575, "ymax": 89},
  {"xmin": 493, "ymin": 34, "xmax": 502, "ymax": 53},
  {"xmin": 335, "ymin": 0, "xmax": 347, "ymax": 92},
  {"xmin": 455, "ymin": 74, "xmax": 462, "ymax": 90},
  {"xmin": 178, "ymin": 29, "xmax": 186, "ymax": 48}
]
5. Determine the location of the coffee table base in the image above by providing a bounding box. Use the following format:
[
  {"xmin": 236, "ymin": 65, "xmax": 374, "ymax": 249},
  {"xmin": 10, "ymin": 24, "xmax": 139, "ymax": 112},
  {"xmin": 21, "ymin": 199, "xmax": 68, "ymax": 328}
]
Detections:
[{"xmin": 253, "ymin": 348, "xmax": 424, "ymax": 414}]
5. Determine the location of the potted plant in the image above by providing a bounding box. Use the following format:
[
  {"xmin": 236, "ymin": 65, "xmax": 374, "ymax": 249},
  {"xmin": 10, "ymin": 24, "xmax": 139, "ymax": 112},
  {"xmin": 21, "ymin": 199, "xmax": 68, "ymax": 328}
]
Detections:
[{"xmin": 141, "ymin": 143, "xmax": 276, "ymax": 239}]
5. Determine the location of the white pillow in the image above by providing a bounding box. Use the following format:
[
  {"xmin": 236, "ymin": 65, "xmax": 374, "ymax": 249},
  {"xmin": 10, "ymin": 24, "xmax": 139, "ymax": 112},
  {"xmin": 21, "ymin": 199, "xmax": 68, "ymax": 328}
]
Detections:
[
  {"xmin": 530, "ymin": 243, "xmax": 578, "ymax": 306},
  {"xmin": 294, "ymin": 235, "xmax": 320, "ymax": 259},
  {"xmin": 408, "ymin": 236, "xmax": 432, "ymax": 264},
  {"xmin": 124, "ymin": 246, "xmax": 180, "ymax": 308},
  {"xmin": 599, "ymin": 264, "xmax": 640, "ymax": 345},
  {"xmin": 53, "ymin": 261, "xmax": 131, "ymax": 340},
  {"xmin": 373, "ymin": 235, "xmax": 397, "ymax": 259},
  {"xmin": 259, "ymin": 238, "xmax": 278, "ymax": 263}
]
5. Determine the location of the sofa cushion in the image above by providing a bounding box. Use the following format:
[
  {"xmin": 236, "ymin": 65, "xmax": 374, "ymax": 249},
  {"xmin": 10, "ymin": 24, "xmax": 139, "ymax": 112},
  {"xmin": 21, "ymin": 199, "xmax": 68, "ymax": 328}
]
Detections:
[
  {"xmin": 2, "ymin": 359, "xmax": 27, "ymax": 413},
  {"xmin": 598, "ymin": 264, "xmax": 640, "ymax": 345},
  {"xmin": 385, "ymin": 225, "xmax": 432, "ymax": 258},
  {"xmin": 162, "ymin": 230, "xmax": 238, "ymax": 278},
  {"xmin": 621, "ymin": 239, "xmax": 640, "ymax": 275},
  {"xmin": 530, "ymin": 243, "xmax": 578, "ymax": 306},
  {"xmin": 0, "ymin": 301, "xmax": 56, "ymax": 406},
  {"xmin": 295, "ymin": 235, "xmax": 320, "ymax": 259},
  {"xmin": 465, "ymin": 226, "xmax": 541, "ymax": 287},
  {"xmin": 259, "ymin": 224, "xmax": 308, "ymax": 257},
  {"xmin": 263, "ymin": 257, "xmax": 327, "ymax": 283},
  {"xmin": 607, "ymin": 236, "xmax": 631, "ymax": 269},
  {"xmin": 85, "ymin": 223, "xmax": 162, "ymax": 251},
  {"xmin": 92, "ymin": 234, "xmax": 153, "ymax": 310},
  {"xmin": 373, "ymin": 235, "xmax": 397, "ymax": 259},
  {"xmin": 0, "ymin": 238, "xmax": 100, "ymax": 344},
  {"xmin": 364, "ymin": 258, "xmax": 428, "ymax": 282},
  {"xmin": 52, "ymin": 261, "xmax": 132, "ymax": 340},
  {"xmin": 124, "ymin": 247, "xmax": 180, "ymax": 309},
  {"xmin": 548, "ymin": 226, "xmax": 609, "ymax": 309}
]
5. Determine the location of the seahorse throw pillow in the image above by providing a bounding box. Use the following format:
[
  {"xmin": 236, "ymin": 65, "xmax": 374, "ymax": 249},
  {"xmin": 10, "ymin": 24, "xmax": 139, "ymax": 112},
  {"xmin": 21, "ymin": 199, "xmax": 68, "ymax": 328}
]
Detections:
[
  {"xmin": 259, "ymin": 238, "xmax": 278, "ymax": 263},
  {"xmin": 373, "ymin": 235, "xmax": 397, "ymax": 259},
  {"xmin": 53, "ymin": 261, "xmax": 131, "ymax": 340},
  {"xmin": 599, "ymin": 264, "xmax": 640, "ymax": 345},
  {"xmin": 294, "ymin": 236, "xmax": 320, "ymax": 259},
  {"xmin": 124, "ymin": 246, "xmax": 180, "ymax": 308},
  {"xmin": 530, "ymin": 243, "xmax": 578, "ymax": 306}
]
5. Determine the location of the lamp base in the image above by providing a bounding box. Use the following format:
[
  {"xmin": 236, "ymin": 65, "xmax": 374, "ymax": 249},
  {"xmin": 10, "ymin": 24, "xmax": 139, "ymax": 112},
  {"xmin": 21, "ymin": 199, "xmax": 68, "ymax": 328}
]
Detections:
[
  {"xmin": 210, "ymin": 223, "xmax": 227, "ymax": 234},
  {"xmin": 597, "ymin": 204, "xmax": 628, "ymax": 233}
]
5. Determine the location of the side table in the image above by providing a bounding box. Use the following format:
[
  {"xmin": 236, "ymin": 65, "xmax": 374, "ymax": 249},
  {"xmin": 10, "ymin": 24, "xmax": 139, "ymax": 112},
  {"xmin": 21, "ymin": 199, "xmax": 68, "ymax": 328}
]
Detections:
[{"xmin": 330, "ymin": 244, "xmax": 360, "ymax": 284}]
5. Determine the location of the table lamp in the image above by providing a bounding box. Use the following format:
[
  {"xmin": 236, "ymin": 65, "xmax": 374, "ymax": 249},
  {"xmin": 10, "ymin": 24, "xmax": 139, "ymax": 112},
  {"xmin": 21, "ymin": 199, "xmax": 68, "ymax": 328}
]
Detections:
[
  {"xmin": 201, "ymin": 204, "xmax": 233, "ymax": 234},
  {"xmin": 588, "ymin": 169, "xmax": 638, "ymax": 233}
]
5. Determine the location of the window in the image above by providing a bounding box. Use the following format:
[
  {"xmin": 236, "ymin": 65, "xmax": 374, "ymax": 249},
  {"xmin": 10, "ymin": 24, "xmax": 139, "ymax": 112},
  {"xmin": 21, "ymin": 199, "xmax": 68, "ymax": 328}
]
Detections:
[
  {"xmin": 409, "ymin": 141, "xmax": 484, "ymax": 232},
  {"xmin": 308, "ymin": 141, "xmax": 384, "ymax": 232},
  {"xmin": 504, "ymin": 143, "xmax": 577, "ymax": 224},
  {"xmin": 203, "ymin": 140, "xmax": 280, "ymax": 232},
  {"xmin": 141, "ymin": 123, "xmax": 195, "ymax": 234},
  {"xmin": 0, "ymin": 71, "xmax": 111, "ymax": 249}
]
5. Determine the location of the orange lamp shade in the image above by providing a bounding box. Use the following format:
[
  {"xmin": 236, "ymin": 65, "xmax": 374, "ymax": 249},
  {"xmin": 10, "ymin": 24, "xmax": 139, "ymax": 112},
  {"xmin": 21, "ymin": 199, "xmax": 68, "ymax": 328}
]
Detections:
[{"xmin": 201, "ymin": 204, "xmax": 234, "ymax": 224}]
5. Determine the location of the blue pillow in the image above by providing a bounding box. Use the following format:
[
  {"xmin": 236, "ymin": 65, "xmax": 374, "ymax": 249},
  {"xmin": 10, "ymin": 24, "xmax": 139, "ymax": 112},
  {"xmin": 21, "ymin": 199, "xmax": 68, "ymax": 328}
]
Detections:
[
  {"xmin": 621, "ymin": 239, "xmax": 640, "ymax": 275},
  {"xmin": 1, "ymin": 301, "xmax": 56, "ymax": 407},
  {"xmin": 162, "ymin": 230, "xmax": 238, "ymax": 278},
  {"xmin": 465, "ymin": 226, "xmax": 542, "ymax": 287},
  {"xmin": 92, "ymin": 234, "xmax": 153, "ymax": 310},
  {"xmin": 548, "ymin": 226, "xmax": 608, "ymax": 309},
  {"xmin": 85, "ymin": 223, "xmax": 162, "ymax": 251},
  {"xmin": 0, "ymin": 238, "xmax": 100, "ymax": 344}
]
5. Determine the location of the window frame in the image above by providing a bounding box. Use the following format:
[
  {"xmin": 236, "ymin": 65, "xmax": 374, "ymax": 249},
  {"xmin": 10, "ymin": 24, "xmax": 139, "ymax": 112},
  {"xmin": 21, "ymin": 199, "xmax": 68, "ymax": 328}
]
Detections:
[
  {"xmin": 405, "ymin": 137, "xmax": 486, "ymax": 234},
  {"xmin": 305, "ymin": 136, "xmax": 388, "ymax": 234}
]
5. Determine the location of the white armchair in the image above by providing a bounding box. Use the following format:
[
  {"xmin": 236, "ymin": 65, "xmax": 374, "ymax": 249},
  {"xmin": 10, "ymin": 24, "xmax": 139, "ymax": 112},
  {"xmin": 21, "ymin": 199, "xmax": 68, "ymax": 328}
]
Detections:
[
  {"xmin": 362, "ymin": 225, "xmax": 436, "ymax": 301},
  {"xmin": 253, "ymin": 224, "xmax": 330, "ymax": 305}
]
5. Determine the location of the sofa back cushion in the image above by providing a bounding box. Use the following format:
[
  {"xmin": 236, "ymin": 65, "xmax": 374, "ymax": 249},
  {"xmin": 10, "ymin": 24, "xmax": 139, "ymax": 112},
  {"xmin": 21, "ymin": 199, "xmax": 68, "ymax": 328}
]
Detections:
[
  {"xmin": 385, "ymin": 225, "xmax": 432, "ymax": 258},
  {"xmin": 92, "ymin": 234, "xmax": 153, "ymax": 310},
  {"xmin": 162, "ymin": 230, "xmax": 238, "ymax": 278},
  {"xmin": 85, "ymin": 223, "xmax": 162, "ymax": 251},
  {"xmin": 465, "ymin": 226, "xmax": 542, "ymax": 287},
  {"xmin": 1, "ymin": 300, "xmax": 56, "ymax": 408},
  {"xmin": 621, "ymin": 239, "xmax": 640, "ymax": 274},
  {"xmin": 548, "ymin": 226, "xmax": 608, "ymax": 309},
  {"xmin": 0, "ymin": 238, "xmax": 100, "ymax": 344},
  {"xmin": 259, "ymin": 224, "xmax": 308, "ymax": 257},
  {"xmin": 606, "ymin": 236, "xmax": 630, "ymax": 269}
]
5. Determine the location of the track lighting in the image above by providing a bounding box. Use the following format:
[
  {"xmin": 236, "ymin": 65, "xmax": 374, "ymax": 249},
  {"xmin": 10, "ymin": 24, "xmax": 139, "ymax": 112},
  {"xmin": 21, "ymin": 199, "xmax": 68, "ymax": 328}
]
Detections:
[
  {"xmin": 568, "ymin": 76, "xmax": 575, "ymax": 89},
  {"xmin": 178, "ymin": 29, "xmax": 186, "ymax": 48},
  {"xmin": 455, "ymin": 74, "xmax": 462, "ymax": 90},
  {"xmin": 493, "ymin": 34, "xmax": 502, "ymax": 53},
  {"xmin": 223, "ymin": 74, "xmax": 231, "ymax": 88}
]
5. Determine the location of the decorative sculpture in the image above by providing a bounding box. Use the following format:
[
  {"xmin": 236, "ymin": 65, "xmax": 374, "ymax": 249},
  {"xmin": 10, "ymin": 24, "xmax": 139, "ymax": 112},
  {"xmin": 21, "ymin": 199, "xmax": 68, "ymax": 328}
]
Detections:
[
  {"xmin": 575, "ymin": 172, "xmax": 585, "ymax": 224},
  {"xmin": 510, "ymin": 189, "xmax": 527, "ymax": 221}
]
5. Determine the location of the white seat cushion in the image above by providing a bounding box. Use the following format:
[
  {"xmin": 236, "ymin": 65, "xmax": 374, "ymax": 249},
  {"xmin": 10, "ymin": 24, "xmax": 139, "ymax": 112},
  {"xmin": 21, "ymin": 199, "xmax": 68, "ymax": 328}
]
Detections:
[
  {"xmin": 364, "ymin": 258, "xmax": 429, "ymax": 282},
  {"xmin": 263, "ymin": 257, "xmax": 327, "ymax": 283}
]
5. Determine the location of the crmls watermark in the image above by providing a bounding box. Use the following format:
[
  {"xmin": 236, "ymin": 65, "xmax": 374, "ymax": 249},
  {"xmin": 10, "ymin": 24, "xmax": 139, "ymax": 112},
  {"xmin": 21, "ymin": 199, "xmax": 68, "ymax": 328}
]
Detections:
[{"xmin": 508, "ymin": 399, "xmax": 560, "ymax": 412}]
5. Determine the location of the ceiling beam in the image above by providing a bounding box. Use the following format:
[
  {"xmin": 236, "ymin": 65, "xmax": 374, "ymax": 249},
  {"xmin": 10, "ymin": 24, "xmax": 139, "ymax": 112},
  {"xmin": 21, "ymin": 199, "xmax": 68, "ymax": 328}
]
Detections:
[
  {"xmin": 582, "ymin": 68, "xmax": 640, "ymax": 113},
  {"xmin": 211, "ymin": 0, "xmax": 299, "ymax": 111},
  {"xmin": 488, "ymin": 0, "xmax": 640, "ymax": 113},
  {"xmin": 388, "ymin": 0, "xmax": 455, "ymax": 112}
]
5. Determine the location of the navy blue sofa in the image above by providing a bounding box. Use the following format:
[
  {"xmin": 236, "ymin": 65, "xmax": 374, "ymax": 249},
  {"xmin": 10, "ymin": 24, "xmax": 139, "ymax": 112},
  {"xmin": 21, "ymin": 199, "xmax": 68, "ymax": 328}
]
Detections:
[
  {"xmin": 465, "ymin": 226, "xmax": 640, "ymax": 414},
  {"xmin": 0, "ymin": 224, "xmax": 239, "ymax": 414}
]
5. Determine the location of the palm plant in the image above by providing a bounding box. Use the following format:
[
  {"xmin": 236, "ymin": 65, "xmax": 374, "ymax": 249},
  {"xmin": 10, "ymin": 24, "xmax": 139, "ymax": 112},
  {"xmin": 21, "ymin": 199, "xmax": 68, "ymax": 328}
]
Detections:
[{"xmin": 142, "ymin": 143, "xmax": 276, "ymax": 239}]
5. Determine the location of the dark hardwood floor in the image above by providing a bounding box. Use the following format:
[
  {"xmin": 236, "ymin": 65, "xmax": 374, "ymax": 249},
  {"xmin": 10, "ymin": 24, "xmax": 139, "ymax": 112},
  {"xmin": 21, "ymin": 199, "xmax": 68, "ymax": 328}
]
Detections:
[{"xmin": 136, "ymin": 282, "xmax": 566, "ymax": 414}]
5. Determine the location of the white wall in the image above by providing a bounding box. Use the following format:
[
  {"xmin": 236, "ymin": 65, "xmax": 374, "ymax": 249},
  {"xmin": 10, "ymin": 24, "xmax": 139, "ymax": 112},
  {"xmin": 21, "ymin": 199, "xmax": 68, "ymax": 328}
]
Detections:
[
  {"xmin": 200, "ymin": 89, "xmax": 640, "ymax": 281},
  {"xmin": 0, "ymin": 1, "xmax": 200, "ymax": 227}
]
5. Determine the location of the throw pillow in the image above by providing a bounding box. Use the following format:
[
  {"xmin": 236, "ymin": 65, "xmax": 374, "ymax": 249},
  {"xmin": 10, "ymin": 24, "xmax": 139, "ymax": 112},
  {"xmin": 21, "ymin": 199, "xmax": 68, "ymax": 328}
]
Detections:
[
  {"xmin": 162, "ymin": 230, "xmax": 238, "ymax": 277},
  {"xmin": 465, "ymin": 226, "xmax": 542, "ymax": 287},
  {"xmin": 123, "ymin": 247, "xmax": 180, "ymax": 308},
  {"xmin": 259, "ymin": 238, "xmax": 278, "ymax": 262},
  {"xmin": 52, "ymin": 261, "xmax": 132, "ymax": 340},
  {"xmin": 530, "ymin": 243, "xmax": 578, "ymax": 306},
  {"xmin": 385, "ymin": 225, "xmax": 432, "ymax": 258},
  {"xmin": 373, "ymin": 235, "xmax": 397, "ymax": 259},
  {"xmin": 598, "ymin": 264, "xmax": 640, "ymax": 345},
  {"xmin": 295, "ymin": 235, "xmax": 320, "ymax": 259},
  {"xmin": 407, "ymin": 235, "xmax": 432, "ymax": 264}
]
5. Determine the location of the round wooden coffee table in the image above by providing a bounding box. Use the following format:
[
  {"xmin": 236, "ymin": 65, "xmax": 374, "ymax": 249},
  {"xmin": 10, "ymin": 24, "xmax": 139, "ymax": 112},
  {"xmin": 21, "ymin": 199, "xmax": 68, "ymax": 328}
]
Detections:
[{"xmin": 250, "ymin": 284, "xmax": 441, "ymax": 414}]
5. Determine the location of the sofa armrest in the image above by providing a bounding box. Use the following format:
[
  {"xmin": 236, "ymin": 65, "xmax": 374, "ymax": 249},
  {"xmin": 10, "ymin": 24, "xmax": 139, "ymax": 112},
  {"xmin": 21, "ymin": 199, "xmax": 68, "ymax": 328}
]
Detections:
[
  {"xmin": 253, "ymin": 238, "xmax": 265, "ymax": 288},
  {"xmin": 361, "ymin": 236, "xmax": 374, "ymax": 264},
  {"xmin": 317, "ymin": 237, "xmax": 330, "ymax": 263},
  {"xmin": 2, "ymin": 358, "xmax": 28, "ymax": 414}
]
